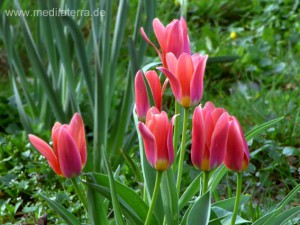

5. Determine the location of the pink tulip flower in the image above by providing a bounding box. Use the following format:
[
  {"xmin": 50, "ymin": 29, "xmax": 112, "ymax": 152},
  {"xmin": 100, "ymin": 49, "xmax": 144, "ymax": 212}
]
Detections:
[
  {"xmin": 135, "ymin": 70, "xmax": 162, "ymax": 121},
  {"xmin": 158, "ymin": 52, "xmax": 208, "ymax": 108},
  {"xmin": 28, "ymin": 113, "xmax": 87, "ymax": 178},
  {"xmin": 224, "ymin": 116, "xmax": 249, "ymax": 172},
  {"xmin": 140, "ymin": 17, "xmax": 191, "ymax": 68},
  {"xmin": 191, "ymin": 102, "xmax": 229, "ymax": 171},
  {"xmin": 138, "ymin": 107, "xmax": 175, "ymax": 171}
]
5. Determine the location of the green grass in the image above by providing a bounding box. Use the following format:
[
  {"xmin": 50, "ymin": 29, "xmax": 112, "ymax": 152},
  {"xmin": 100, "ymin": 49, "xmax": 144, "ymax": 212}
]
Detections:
[{"xmin": 0, "ymin": 0, "xmax": 299, "ymax": 224}]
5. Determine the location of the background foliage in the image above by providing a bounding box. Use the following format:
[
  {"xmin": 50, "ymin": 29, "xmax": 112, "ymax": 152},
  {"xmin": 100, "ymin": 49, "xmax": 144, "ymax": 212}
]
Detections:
[{"xmin": 0, "ymin": 0, "xmax": 299, "ymax": 224}]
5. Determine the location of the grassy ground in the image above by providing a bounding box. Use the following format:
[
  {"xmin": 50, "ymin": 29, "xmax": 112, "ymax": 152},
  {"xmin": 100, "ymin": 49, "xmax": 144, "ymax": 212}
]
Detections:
[{"xmin": 0, "ymin": 0, "xmax": 299, "ymax": 224}]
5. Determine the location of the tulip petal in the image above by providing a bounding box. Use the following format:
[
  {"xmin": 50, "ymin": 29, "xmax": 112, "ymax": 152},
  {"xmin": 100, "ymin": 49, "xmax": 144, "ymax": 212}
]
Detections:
[
  {"xmin": 135, "ymin": 70, "xmax": 150, "ymax": 120},
  {"xmin": 233, "ymin": 117, "xmax": 249, "ymax": 170},
  {"xmin": 145, "ymin": 71, "xmax": 162, "ymax": 111},
  {"xmin": 203, "ymin": 101, "xmax": 215, "ymax": 116},
  {"xmin": 180, "ymin": 17, "xmax": 191, "ymax": 54},
  {"xmin": 152, "ymin": 112, "xmax": 169, "ymax": 169},
  {"xmin": 191, "ymin": 53, "xmax": 202, "ymax": 66},
  {"xmin": 158, "ymin": 67, "xmax": 181, "ymax": 101},
  {"xmin": 57, "ymin": 128, "xmax": 82, "ymax": 178},
  {"xmin": 138, "ymin": 122, "xmax": 156, "ymax": 168},
  {"xmin": 140, "ymin": 27, "xmax": 163, "ymax": 63},
  {"xmin": 211, "ymin": 108, "xmax": 226, "ymax": 126},
  {"xmin": 203, "ymin": 110, "xmax": 214, "ymax": 151},
  {"xmin": 69, "ymin": 113, "xmax": 87, "ymax": 166},
  {"xmin": 191, "ymin": 106, "xmax": 206, "ymax": 170},
  {"xmin": 165, "ymin": 52, "xmax": 178, "ymax": 75},
  {"xmin": 162, "ymin": 78, "xmax": 169, "ymax": 97},
  {"xmin": 177, "ymin": 53, "xmax": 194, "ymax": 98},
  {"xmin": 51, "ymin": 122, "xmax": 61, "ymax": 158},
  {"xmin": 190, "ymin": 55, "xmax": 208, "ymax": 105},
  {"xmin": 153, "ymin": 18, "xmax": 166, "ymax": 54},
  {"xmin": 210, "ymin": 112, "xmax": 229, "ymax": 169},
  {"xmin": 28, "ymin": 134, "xmax": 62, "ymax": 176},
  {"xmin": 166, "ymin": 20, "xmax": 183, "ymax": 58},
  {"xmin": 224, "ymin": 118, "xmax": 245, "ymax": 172}
]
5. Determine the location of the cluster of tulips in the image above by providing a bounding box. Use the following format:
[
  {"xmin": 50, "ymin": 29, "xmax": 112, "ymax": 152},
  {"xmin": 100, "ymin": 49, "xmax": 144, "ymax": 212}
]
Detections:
[
  {"xmin": 137, "ymin": 18, "xmax": 249, "ymax": 182},
  {"xmin": 136, "ymin": 17, "xmax": 250, "ymax": 225},
  {"xmin": 27, "ymin": 17, "xmax": 250, "ymax": 225}
]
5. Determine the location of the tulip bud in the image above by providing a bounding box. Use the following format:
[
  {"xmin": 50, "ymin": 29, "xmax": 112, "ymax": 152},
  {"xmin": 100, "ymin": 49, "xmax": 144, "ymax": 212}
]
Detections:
[
  {"xmin": 135, "ymin": 70, "xmax": 162, "ymax": 121},
  {"xmin": 28, "ymin": 113, "xmax": 87, "ymax": 178},
  {"xmin": 138, "ymin": 107, "xmax": 175, "ymax": 171},
  {"xmin": 191, "ymin": 102, "xmax": 229, "ymax": 171}
]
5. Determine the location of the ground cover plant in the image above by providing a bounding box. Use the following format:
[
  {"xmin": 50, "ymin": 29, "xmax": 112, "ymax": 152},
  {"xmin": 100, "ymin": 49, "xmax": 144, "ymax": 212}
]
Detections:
[{"xmin": 0, "ymin": 0, "xmax": 299, "ymax": 224}]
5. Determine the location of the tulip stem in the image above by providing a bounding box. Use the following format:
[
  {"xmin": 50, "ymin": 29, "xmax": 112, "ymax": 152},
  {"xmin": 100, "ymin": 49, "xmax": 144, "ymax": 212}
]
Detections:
[
  {"xmin": 176, "ymin": 107, "xmax": 189, "ymax": 195},
  {"xmin": 202, "ymin": 171, "xmax": 209, "ymax": 195},
  {"xmin": 145, "ymin": 171, "xmax": 163, "ymax": 225},
  {"xmin": 70, "ymin": 177, "xmax": 88, "ymax": 212},
  {"xmin": 231, "ymin": 172, "xmax": 242, "ymax": 225}
]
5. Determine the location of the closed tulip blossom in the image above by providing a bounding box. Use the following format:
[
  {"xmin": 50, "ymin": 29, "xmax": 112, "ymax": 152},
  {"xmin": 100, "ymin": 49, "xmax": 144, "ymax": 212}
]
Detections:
[
  {"xmin": 191, "ymin": 102, "xmax": 230, "ymax": 171},
  {"xmin": 140, "ymin": 17, "xmax": 190, "ymax": 68},
  {"xmin": 138, "ymin": 107, "xmax": 175, "ymax": 171},
  {"xmin": 28, "ymin": 113, "xmax": 87, "ymax": 178},
  {"xmin": 224, "ymin": 116, "xmax": 249, "ymax": 172},
  {"xmin": 158, "ymin": 52, "xmax": 208, "ymax": 108},
  {"xmin": 135, "ymin": 70, "xmax": 162, "ymax": 121}
]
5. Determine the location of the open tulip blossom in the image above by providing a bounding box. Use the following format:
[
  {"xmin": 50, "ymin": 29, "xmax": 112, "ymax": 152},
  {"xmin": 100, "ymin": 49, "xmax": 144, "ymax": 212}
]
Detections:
[
  {"xmin": 140, "ymin": 17, "xmax": 191, "ymax": 68},
  {"xmin": 28, "ymin": 113, "xmax": 87, "ymax": 178},
  {"xmin": 135, "ymin": 70, "xmax": 162, "ymax": 121},
  {"xmin": 158, "ymin": 52, "xmax": 208, "ymax": 108}
]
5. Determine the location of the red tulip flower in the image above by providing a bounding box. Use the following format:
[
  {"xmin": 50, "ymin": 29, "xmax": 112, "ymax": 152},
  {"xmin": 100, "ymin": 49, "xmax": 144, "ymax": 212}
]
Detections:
[
  {"xmin": 158, "ymin": 52, "xmax": 208, "ymax": 108},
  {"xmin": 224, "ymin": 116, "xmax": 249, "ymax": 172},
  {"xmin": 191, "ymin": 102, "xmax": 229, "ymax": 171},
  {"xmin": 28, "ymin": 113, "xmax": 87, "ymax": 178},
  {"xmin": 135, "ymin": 70, "xmax": 162, "ymax": 121},
  {"xmin": 138, "ymin": 107, "xmax": 175, "ymax": 171},
  {"xmin": 140, "ymin": 17, "xmax": 191, "ymax": 68}
]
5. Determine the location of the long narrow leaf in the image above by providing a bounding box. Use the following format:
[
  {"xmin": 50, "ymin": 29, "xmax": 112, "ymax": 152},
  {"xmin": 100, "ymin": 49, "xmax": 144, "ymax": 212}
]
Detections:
[
  {"xmin": 161, "ymin": 169, "xmax": 179, "ymax": 225},
  {"xmin": 14, "ymin": 0, "xmax": 66, "ymax": 122},
  {"xmin": 103, "ymin": 154, "xmax": 125, "ymax": 225},
  {"xmin": 62, "ymin": 16, "xmax": 94, "ymax": 109},
  {"xmin": 187, "ymin": 191, "xmax": 211, "ymax": 225},
  {"xmin": 12, "ymin": 77, "xmax": 32, "ymax": 132},
  {"xmin": 267, "ymin": 206, "xmax": 300, "ymax": 225},
  {"xmin": 38, "ymin": 193, "xmax": 82, "ymax": 225},
  {"xmin": 178, "ymin": 173, "xmax": 201, "ymax": 211},
  {"xmin": 277, "ymin": 183, "xmax": 300, "ymax": 209},
  {"xmin": 47, "ymin": 0, "xmax": 79, "ymax": 114},
  {"xmin": 245, "ymin": 116, "xmax": 284, "ymax": 141},
  {"xmin": 85, "ymin": 173, "xmax": 159, "ymax": 225},
  {"xmin": 86, "ymin": 176, "xmax": 108, "ymax": 225}
]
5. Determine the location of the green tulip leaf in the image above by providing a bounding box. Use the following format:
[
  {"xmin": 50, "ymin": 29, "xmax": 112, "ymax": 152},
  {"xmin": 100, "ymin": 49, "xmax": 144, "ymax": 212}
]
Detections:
[
  {"xmin": 212, "ymin": 195, "xmax": 251, "ymax": 212},
  {"xmin": 84, "ymin": 173, "xmax": 159, "ymax": 225},
  {"xmin": 267, "ymin": 205, "xmax": 300, "ymax": 225},
  {"xmin": 245, "ymin": 116, "xmax": 284, "ymax": 141},
  {"xmin": 253, "ymin": 183, "xmax": 300, "ymax": 225},
  {"xmin": 187, "ymin": 191, "xmax": 211, "ymax": 225},
  {"xmin": 161, "ymin": 169, "xmax": 179, "ymax": 225},
  {"xmin": 38, "ymin": 193, "xmax": 82, "ymax": 225},
  {"xmin": 178, "ymin": 173, "xmax": 201, "ymax": 211}
]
